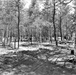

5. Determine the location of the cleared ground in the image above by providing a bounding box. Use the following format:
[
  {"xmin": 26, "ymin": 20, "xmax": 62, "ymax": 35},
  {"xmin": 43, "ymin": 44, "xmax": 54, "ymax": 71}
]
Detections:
[{"xmin": 0, "ymin": 42, "xmax": 75, "ymax": 75}]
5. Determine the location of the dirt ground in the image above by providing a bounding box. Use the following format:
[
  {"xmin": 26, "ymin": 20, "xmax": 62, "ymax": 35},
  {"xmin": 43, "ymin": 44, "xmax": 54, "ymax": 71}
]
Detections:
[{"xmin": 0, "ymin": 51, "xmax": 76, "ymax": 75}]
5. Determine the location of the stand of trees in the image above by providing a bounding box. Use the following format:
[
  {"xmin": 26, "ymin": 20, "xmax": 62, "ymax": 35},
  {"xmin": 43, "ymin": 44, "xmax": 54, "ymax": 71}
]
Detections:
[{"xmin": 0, "ymin": 0, "xmax": 76, "ymax": 49}]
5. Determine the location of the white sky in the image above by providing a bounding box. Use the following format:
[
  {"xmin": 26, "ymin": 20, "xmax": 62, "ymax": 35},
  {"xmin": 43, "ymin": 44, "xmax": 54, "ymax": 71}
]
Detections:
[
  {"xmin": 69, "ymin": 1, "xmax": 75, "ymax": 14},
  {"xmin": 22, "ymin": 0, "xmax": 44, "ymax": 11},
  {"xmin": 22, "ymin": 0, "xmax": 31, "ymax": 9},
  {"xmin": 22, "ymin": 0, "xmax": 75, "ymax": 13}
]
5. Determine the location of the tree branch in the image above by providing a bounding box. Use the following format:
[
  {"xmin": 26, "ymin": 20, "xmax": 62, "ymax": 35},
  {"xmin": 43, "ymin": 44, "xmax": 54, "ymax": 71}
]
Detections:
[{"xmin": 56, "ymin": 0, "xmax": 73, "ymax": 6}]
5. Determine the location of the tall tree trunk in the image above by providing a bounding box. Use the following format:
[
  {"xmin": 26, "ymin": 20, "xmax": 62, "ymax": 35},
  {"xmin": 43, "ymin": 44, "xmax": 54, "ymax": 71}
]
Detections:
[
  {"xmin": 74, "ymin": 32, "xmax": 76, "ymax": 50},
  {"xmin": 59, "ymin": 16, "xmax": 62, "ymax": 41},
  {"xmin": 40, "ymin": 28, "xmax": 42, "ymax": 43},
  {"xmin": 48, "ymin": 27, "xmax": 52, "ymax": 43},
  {"xmin": 17, "ymin": 0, "xmax": 20, "ymax": 48},
  {"xmin": 66, "ymin": 21, "xmax": 68, "ymax": 40},
  {"xmin": 48, "ymin": 28, "xmax": 50, "ymax": 42},
  {"xmin": 3, "ymin": 30, "xmax": 6, "ymax": 47},
  {"xmin": 6, "ymin": 25, "xmax": 9, "ymax": 45},
  {"xmin": 53, "ymin": 0, "xmax": 58, "ymax": 46},
  {"xmin": 14, "ymin": 38, "xmax": 16, "ymax": 49},
  {"xmin": 31, "ymin": 28, "xmax": 32, "ymax": 45}
]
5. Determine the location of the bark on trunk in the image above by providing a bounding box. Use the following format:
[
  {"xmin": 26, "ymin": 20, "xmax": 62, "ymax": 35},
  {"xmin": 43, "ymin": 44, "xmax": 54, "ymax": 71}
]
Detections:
[
  {"xmin": 31, "ymin": 29, "xmax": 33, "ymax": 45},
  {"xmin": 59, "ymin": 16, "xmax": 62, "ymax": 41},
  {"xmin": 53, "ymin": 0, "xmax": 58, "ymax": 46},
  {"xmin": 40, "ymin": 28, "xmax": 42, "ymax": 43},
  {"xmin": 75, "ymin": 33, "xmax": 76, "ymax": 49},
  {"xmin": 17, "ymin": 0, "xmax": 20, "ymax": 48}
]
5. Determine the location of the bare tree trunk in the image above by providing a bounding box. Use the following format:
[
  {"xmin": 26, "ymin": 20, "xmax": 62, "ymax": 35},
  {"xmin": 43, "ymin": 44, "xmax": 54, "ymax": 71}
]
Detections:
[
  {"xmin": 17, "ymin": 0, "xmax": 20, "ymax": 48},
  {"xmin": 14, "ymin": 38, "xmax": 16, "ymax": 49},
  {"xmin": 59, "ymin": 16, "xmax": 62, "ymax": 41},
  {"xmin": 66, "ymin": 21, "xmax": 68, "ymax": 40},
  {"xmin": 6, "ymin": 25, "xmax": 9, "ymax": 45},
  {"xmin": 53, "ymin": 0, "xmax": 58, "ymax": 46},
  {"xmin": 74, "ymin": 32, "xmax": 76, "ymax": 49},
  {"xmin": 40, "ymin": 28, "xmax": 42, "ymax": 43},
  {"xmin": 49, "ymin": 27, "xmax": 52, "ymax": 43},
  {"xmin": 48, "ymin": 28, "xmax": 50, "ymax": 42},
  {"xmin": 3, "ymin": 30, "xmax": 6, "ymax": 47},
  {"xmin": 48, "ymin": 27, "xmax": 52, "ymax": 43},
  {"xmin": 10, "ymin": 31, "xmax": 13, "ymax": 48},
  {"xmin": 31, "ymin": 28, "xmax": 33, "ymax": 45}
]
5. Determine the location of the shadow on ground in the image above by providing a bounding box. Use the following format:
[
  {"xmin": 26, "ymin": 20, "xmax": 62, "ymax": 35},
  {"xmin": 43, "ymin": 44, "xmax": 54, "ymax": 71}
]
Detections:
[{"xmin": 0, "ymin": 50, "xmax": 76, "ymax": 75}]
